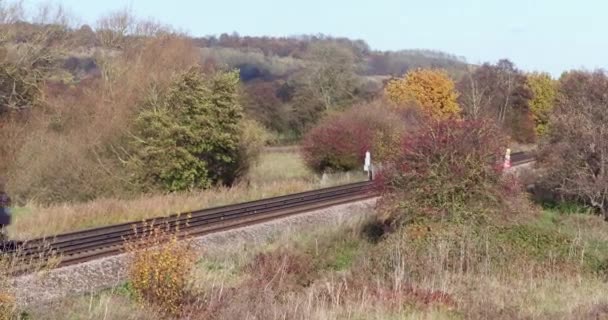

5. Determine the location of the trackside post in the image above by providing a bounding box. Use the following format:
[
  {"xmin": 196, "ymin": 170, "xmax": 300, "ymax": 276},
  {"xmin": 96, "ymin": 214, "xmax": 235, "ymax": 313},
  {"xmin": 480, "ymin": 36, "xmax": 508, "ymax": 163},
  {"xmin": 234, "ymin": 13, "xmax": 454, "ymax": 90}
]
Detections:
[
  {"xmin": 364, "ymin": 151, "xmax": 372, "ymax": 181},
  {"xmin": 503, "ymin": 148, "xmax": 512, "ymax": 170}
]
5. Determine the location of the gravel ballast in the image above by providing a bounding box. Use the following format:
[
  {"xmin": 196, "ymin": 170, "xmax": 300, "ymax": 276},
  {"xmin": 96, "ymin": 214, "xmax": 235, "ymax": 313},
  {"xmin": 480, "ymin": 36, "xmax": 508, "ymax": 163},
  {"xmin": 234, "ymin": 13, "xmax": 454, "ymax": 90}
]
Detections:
[{"xmin": 11, "ymin": 198, "xmax": 378, "ymax": 306}]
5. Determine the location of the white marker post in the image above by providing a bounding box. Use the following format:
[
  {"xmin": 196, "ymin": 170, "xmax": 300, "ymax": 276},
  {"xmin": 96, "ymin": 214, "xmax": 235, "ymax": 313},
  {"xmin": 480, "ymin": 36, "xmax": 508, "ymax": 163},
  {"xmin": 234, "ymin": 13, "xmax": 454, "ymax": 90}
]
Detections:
[
  {"xmin": 503, "ymin": 148, "xmax": 511, "ymax": 170},
  {"xmin": 364, "ymin": 151, "xmax": 372, "ymax": 180}
]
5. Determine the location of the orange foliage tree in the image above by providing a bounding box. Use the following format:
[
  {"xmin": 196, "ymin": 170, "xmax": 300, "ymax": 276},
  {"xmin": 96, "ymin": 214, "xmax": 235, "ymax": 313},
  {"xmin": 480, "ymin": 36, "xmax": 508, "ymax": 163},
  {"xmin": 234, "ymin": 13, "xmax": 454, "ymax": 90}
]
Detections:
[{"xmin": 385, "ymin": 69, "xmax": 461, "ymax": 120}]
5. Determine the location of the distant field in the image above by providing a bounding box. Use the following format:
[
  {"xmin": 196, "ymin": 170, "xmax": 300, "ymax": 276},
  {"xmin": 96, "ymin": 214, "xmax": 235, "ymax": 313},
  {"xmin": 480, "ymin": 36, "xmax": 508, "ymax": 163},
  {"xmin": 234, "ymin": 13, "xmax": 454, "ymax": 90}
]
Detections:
[{"xmin": 249, "ymin": 150, "xmax": 311, "ymax": 183}]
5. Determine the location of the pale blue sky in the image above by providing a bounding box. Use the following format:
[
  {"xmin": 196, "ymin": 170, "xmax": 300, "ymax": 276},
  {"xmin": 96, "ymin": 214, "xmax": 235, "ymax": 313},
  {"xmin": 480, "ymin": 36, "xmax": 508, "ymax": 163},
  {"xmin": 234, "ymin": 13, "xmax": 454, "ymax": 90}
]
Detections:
[{"xmin": 29, "ymin": 0, "xmax": 606, "ymax": 76}]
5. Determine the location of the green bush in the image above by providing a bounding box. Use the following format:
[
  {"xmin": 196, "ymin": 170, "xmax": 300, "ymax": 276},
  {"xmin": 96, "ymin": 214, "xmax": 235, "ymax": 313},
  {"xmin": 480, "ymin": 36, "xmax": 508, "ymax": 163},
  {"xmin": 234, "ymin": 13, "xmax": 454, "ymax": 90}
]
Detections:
[{"xmin": 131, "ymin": 68, "xmax": 244, "ymax": 192}]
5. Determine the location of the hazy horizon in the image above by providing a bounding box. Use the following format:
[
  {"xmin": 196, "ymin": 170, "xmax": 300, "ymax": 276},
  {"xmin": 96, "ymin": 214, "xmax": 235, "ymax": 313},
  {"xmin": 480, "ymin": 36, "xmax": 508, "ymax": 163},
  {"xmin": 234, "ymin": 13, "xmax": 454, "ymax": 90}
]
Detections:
[{"xmin": 28, "ymin": 0, "xmax": 607, "ymax": 77}]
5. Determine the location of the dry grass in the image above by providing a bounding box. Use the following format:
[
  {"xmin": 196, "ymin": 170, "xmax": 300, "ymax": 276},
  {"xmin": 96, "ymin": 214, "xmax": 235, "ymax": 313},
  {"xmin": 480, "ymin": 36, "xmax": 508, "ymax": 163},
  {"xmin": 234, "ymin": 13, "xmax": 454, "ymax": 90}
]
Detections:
[
  {"xmin": 22, "ymin": 207, "xmax": 608, "ymax": 319},
  {"xmin": 25, "ymin": 291, "xmax": 154, "ymax": 320},
  {"xmin": 0, "ymin": 244, "xmax": 60, "ymax": 319},
  {"xmin": 9, "ymin": 151, "xmax": 366, "ymax": 240},
  {"xmin": 22, "ymin": 150, "xmax": 606, "ymax": 319},
  {"xmin": 248, "ymin": 151, "xmax": 314, "ymax": 183}
]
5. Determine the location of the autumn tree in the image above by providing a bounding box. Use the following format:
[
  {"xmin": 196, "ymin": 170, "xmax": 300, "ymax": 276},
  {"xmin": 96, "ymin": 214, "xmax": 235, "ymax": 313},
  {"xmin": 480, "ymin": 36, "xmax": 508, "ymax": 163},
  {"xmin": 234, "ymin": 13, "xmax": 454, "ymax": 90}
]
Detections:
[
  {"xmin": 0, "ymin": 2, "xmax": 71, "ymax": 113},
  {"xmin": 301, "ymin": 41, "xmax": 359, "ymax": 109},
  {"xmin": 289, "ymin": 42, "xmax": 360, "ymax": 134},
  {"xmin": 0, "ymin": 60, "xmax": 41, "ymax": 114},
  {"xmin": 538, "ymin": 70, "xmax": 608, "ymax": 220},
  {"xmin": 243, "ymin": 80, "xmax": 290, "ymax": 133},
  {"xmin": 456, "ymin": 59, "xmax": 534, "ymax": 142},
  {"xmin": 95, "ymin": 8, "xmax": 135, "ymax": 49},
  {"xmin": 526, "ymin": 72, "xmax": 556, "ymax": 136},
  {"xmin": 385, "ymin": 68, "xmax": 460, "ymax": 120}
]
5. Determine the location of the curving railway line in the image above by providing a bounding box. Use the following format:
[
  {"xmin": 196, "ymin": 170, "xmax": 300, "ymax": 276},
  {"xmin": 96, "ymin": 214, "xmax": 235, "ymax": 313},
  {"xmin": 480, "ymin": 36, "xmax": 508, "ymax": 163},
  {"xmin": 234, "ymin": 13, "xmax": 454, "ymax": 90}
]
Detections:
[
  {"xmin": 3, "ymin": 151, "xmax": 535, "ymax": 271},
  {"xmin": 7, "ymin": 181, "xmax": 377, "ymax": 269}
]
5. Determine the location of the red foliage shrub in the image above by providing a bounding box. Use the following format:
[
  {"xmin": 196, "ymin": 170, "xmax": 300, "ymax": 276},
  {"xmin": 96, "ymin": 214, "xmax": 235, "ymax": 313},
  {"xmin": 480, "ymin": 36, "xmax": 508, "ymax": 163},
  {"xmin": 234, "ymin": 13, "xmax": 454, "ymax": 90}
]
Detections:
[
  {"xmin": 377, "ymin": 118, "xmax": 509, "ymax": 225},
  {"xmin": 301, "ymin": 103, "xmax": 411, "ymax": 173}
]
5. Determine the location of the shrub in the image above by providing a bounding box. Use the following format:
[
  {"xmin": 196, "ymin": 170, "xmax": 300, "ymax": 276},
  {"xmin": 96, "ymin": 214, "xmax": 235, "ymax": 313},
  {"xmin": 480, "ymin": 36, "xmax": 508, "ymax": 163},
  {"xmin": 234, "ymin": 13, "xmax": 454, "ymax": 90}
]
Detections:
[
  {"xmin": 130, "ymin": 68, "xmax": 244, "ymax": 192},
  {"xmin": 245, "ymin": 249, "xmax": 316, "ymax": 292},
  {"xmin": 301, "ymin": 102, "xmax": 410, "ymax": 173},
  {"xmin": 377, "ymin": 119, "xmax": 508, "ymax": 227},
  {"xmin": 233, "ymin": 119, "xmax": 273, "ymax": 181},
  {"xmin": 124, "ymin": 224, "xmax": 197, "ymax": 316}
]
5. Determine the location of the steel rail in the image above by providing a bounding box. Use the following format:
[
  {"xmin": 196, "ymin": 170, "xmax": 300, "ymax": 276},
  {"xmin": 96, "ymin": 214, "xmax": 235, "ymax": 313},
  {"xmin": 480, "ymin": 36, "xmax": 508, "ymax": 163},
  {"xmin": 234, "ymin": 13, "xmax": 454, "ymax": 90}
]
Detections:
[{"xmin": 8, "ymin": 181, "xmax": 378, "ymax": 269}]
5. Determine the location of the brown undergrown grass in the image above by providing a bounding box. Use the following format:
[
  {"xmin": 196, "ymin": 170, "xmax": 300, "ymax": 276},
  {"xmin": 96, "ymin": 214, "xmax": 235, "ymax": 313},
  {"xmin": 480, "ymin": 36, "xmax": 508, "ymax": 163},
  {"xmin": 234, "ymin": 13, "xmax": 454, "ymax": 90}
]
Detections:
[
  {"xmin": 182, "ymin": 215, "xmax": 461, "ymax": 320},
  {"xmin": 9, "ymin": 151, "xmax": 366, "ymax": 240},
  {"xmin": 21, "ymin": 204, "xmax": 608, "ymax": 319},
  {"xmin": 24, "ymin": 290, "xmax": 155, "ymax": 320}
]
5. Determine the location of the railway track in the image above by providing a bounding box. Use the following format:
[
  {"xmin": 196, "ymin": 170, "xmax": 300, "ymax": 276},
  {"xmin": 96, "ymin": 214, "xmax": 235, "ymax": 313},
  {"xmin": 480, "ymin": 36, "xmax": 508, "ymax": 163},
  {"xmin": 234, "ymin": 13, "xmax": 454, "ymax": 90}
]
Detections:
[
  {"xmin": 510, "ymin": 151, "xmax": 535, "ymax": 165},
  {"xmin": 7, "ymin": 181, "xmax": 378, "ymax": 269},
  {"xmin": 4, "ymin": 151, "xmax": 536, "ymax": 271}
]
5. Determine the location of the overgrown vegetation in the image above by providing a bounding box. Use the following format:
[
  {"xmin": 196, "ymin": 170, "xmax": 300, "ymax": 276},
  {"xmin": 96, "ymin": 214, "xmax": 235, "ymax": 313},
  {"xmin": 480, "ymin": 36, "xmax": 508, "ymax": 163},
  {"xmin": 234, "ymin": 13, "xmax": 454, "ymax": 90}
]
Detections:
[
  {"xmin": 124, "ymin": 224, "xmax": 196, "ymax": 316},
  {"xmin": 0, "ymin": 1, "xmax": 473, "ymax": 205},
  {"xmin": 301, "ymin": 101, "xmax": 410, "ymax": 173},
  {"xmin": 537, "ymin": 70, "xmax": 608, "ymax": 220},
  {"xmin": 28, "ymin": 203, "xmax": 608, "ymax": 319},
  {"xmin": 376, "ymin": 118, "xmax": 508, "ymax": 227},
  {"xmin": 456, "ymin": 60, "xmax": 536, "ymax": 143}
]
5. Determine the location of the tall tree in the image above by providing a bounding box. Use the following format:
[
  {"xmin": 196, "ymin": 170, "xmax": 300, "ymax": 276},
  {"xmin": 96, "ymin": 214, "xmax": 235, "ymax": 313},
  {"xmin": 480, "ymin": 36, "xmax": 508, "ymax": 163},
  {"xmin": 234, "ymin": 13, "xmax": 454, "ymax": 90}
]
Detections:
[
  {"xmin": 456, "ymin": 59, "xmax": 534, "ymax": 142},
  {"xmin": 527, "ymin": 72, "xmax": 557, "ymax": 136},
  {"xmin": 385, "ymin": 68, "xmax": 461, "ymax": 120},
  {"xmin": 289, "ymin": 42, "xmax": 360, "ymax": 134},
  {"xmin": 539, "ymin": 70, "xmax": 608, "ymax": 220},
  {"xmin": 243, "ymin": 80, "xmax": 290, "ymax": 133},
  {"xmin": 301, "ymin": 41, "xmax": 359, "ymax": 110}
]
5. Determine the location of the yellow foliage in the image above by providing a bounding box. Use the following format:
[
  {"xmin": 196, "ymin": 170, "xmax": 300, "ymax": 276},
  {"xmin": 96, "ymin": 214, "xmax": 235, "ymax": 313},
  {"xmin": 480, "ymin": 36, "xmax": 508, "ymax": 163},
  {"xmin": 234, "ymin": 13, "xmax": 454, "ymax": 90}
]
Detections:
[
  {"xmin": 385, "ymin": 69, "xmax": 461, "ymax": 120},
  {"xmin": 527, "ymin": 72, "xmax": 556, "ymax": 136},
  {"xmin": 124, "ymin": 223, "xmax": 197, "ymax": 315}
]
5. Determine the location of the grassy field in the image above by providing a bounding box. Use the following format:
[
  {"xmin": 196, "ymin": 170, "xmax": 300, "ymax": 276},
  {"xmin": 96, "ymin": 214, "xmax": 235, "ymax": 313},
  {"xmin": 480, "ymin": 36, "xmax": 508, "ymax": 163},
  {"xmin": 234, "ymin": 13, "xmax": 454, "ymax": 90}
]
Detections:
[
  {"xmin": 9, "ymin": 151, "xmax": 367, "ymax": 240},
  {"xmin": 21, "ymin": 205, "xmax": 608, "ymax": 319}
]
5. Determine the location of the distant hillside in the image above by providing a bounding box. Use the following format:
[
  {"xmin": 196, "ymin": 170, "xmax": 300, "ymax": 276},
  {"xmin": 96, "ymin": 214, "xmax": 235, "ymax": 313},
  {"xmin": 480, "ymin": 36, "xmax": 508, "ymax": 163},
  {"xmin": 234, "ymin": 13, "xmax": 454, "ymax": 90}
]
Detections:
[{"xmin": 193, "ymin": 34, "xmax": 470, "ymax": 82}]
